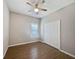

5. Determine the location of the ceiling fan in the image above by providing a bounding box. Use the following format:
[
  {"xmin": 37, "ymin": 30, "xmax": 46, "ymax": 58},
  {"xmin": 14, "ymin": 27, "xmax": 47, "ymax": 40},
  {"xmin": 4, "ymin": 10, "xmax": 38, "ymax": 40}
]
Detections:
[{"xmin": 26, "ymin": 0, "xmax": 47, "ymax": 14}]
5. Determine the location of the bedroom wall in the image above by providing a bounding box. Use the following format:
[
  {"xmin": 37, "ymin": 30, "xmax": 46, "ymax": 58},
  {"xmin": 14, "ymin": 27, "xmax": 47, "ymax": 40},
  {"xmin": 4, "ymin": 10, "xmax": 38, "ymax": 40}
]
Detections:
[
  {"xmin": 3, "ymin": 0, "xmax": 10, "ymax": 56},
  {"xmin": 9, "ymin": 12, "xmax": 41, "ymax": 45},
  {"xmin": 41, "ymin": 3, "xmax": 75, "ymax": 56}
]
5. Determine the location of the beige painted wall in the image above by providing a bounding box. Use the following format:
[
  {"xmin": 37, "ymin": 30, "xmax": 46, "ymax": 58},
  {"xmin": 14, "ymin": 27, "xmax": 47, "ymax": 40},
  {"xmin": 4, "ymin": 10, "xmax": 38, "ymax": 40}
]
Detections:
[
  {"xmin": 9, "ymin": 12, "xmax": 40, "ymax": 45},
  {"xmin": 3, "ymin": 0, "xmax": 10, "ymax": 56},
  {"xmin": 41, "ymin": 3, "xmax": 75, "ymax": 55}
]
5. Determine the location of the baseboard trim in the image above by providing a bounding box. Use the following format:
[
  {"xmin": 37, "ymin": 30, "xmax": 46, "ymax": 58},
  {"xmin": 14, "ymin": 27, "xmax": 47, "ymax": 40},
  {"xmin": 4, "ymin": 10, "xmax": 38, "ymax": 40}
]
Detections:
[
  {"xmin": 59, "ymin": 49, "xmax": 75, "ymax": 58},
  {"xmin": 41, "ymin": 41, "xmax": 75, "ymax": 58},
  {"xmin": 41, "ymin": 41, "xmax": 60, "ymax": 50},
  {"xmin": 3, "ymin": 47, "xmax": 8, "ymax": 57},
  {"xmin": 9, "ymin": 40, "xmax": 41, "ymax": 47}
]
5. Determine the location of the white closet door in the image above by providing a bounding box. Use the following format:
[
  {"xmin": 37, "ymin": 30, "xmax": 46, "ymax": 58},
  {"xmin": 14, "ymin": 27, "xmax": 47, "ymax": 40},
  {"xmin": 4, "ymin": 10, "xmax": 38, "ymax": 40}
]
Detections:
[{"xmin": 43, "ymin": 20, "xmax": 60, "ymax": 49}]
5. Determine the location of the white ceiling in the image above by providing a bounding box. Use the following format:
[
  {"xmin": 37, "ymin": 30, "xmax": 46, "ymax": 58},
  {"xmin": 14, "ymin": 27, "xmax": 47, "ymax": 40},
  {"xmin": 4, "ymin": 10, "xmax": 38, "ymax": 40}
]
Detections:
[{"xmin": 6, "ymin": 0, "xmax": 74, "ymax": 18}]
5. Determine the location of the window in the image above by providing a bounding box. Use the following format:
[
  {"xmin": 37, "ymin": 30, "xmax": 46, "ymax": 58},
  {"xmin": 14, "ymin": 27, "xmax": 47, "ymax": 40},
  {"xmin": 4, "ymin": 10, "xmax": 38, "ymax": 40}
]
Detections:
[{"xmin": 31, "ymin": 23, "xmax": 39, "ymax": 38}]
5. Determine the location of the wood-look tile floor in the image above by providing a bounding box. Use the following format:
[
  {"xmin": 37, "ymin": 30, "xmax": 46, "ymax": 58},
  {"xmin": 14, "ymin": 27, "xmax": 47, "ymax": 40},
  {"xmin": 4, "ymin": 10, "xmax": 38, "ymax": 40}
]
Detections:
[{"xmin": 4, "ymin": 42, "xmax": 75, "ymax": 59}]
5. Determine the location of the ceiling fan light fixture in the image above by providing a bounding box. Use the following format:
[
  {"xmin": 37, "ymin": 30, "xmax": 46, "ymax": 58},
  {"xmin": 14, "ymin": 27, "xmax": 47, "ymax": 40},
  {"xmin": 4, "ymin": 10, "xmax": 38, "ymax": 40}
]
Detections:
[{"xmin": 34, "ymin": 8, "xmax": 39, "ymax": 12}]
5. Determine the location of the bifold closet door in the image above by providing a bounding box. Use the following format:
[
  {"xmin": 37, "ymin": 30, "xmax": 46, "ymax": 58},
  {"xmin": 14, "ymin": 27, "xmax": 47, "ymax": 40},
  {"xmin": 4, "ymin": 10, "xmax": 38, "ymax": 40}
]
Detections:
[{"xmin": 43, "ymin": 20, "xmax": 60, "ymax": 49}]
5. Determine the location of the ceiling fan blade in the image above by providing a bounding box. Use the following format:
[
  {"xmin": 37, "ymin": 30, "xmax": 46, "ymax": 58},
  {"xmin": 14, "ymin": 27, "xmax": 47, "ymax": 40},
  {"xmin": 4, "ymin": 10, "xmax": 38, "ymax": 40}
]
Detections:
[
  {"xmin": 42, "ymin": 0, "xmax": 45, "ymax": 3},
  {"xmin": 35, "ymin": 0, "xmax": 41, "ymax": 8},
  {"xmin": 40, "ymin": 8, "xmax": 47, "ymax": 11},
  {"xmin": 26, "ymin": 2, "xmax": 33, "ymax": 7},
  {"xmin": 35, "ymin": 3, "xmax": 38, "ymax": 8}
]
